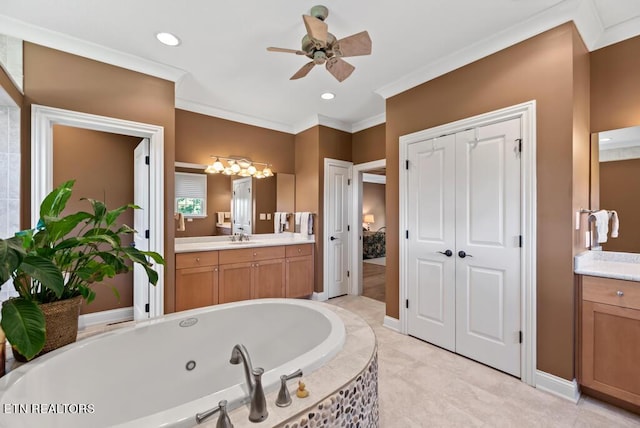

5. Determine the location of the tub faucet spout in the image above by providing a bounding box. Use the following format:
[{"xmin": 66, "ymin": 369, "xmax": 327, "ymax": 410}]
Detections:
[
  {"xmin": 229, "ymin": 344, "xmax": 268, "ymax": 422},
  {"xmin": 230, "ymin": 344, "xmax": 255, "ymax": 393}
]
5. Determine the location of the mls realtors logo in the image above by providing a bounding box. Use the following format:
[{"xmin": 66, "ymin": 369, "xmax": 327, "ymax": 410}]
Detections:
[{"xmin": 3, "ymin": 403, "xmax": 95, "ymax": 414}]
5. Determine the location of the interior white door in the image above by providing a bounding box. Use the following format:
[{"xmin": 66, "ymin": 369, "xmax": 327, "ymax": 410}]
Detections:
[
  {"xmin": 406, "ymin": 134, "xmax": 457, "ymax": 351},
  {"xmin": 326, "ymin": 159, "xmax": 352, "ymax": 298},
  {"xmin": 133, "ymin": 138, "xmax": 150, "ymax": 321},
  {"xmin": 455, "ymin": 118, "xmax": 521, "ymax": 377},
  {"xmin": 232, "ymin": 177, "xmax": 252, "ymax": 235},
  {"xmin": 405, "ymin": 118, "xmax": 522, "ymax": 377}
]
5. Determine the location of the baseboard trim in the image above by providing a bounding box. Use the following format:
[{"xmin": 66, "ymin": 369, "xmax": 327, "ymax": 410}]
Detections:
[
  {"xmin": 383, "ymin": 315, "xmax": 400, "ymax": 332},
  {"xmin": 535, "ymin": 370, "xmax": 581, "ymax": 403},
  {"xmin": 311, "ymin": 292, "xmax": 328, "ymax": 302},
  {"xmin": 78, "ymin": 307, "xmax": 133, "ymax": 330}
]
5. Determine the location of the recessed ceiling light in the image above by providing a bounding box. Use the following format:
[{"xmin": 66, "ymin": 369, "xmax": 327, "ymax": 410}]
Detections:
[
  {"xmin": 156, "ymin": 32, "xmax": 181, "ymax": 47},
  {"xmin": 321, "ymin": 92, "xmax": 335, "ymax": 100}
]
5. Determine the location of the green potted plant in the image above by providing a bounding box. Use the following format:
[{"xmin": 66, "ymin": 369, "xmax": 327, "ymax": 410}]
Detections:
[{"xmin": 0, "ymin": 179, "xmax": 164, "ymax": 361}]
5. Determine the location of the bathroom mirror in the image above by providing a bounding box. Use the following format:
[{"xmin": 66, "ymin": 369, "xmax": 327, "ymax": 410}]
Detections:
[
  {"xmin": 174, "ymin": 163, "xmax": 294, "ymax": 237},
  {"xmin": 592, "ymin": 125, "xmax": 640, "ymax": 253}
]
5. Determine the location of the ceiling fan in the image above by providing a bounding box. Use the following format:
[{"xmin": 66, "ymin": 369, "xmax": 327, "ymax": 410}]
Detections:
[{"xmin": 267, "ymin": 5, "xmax": 372, "ymax": 82}]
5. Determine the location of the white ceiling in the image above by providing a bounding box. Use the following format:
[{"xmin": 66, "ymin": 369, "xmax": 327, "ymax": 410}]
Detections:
[{"xmin": 1, "ymin": 0, "xmax": 639, "ymax": 134}]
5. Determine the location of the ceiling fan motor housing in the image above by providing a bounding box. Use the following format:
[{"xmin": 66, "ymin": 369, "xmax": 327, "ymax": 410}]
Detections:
[{"xmin": 310, "ymin": 5, "xmax": 329, "ymax": 21}]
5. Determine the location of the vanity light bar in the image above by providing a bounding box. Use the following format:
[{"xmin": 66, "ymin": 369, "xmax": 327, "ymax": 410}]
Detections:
[{"xmin": 205, "ymin": 156, "xmax": 273, "ymax": 178}]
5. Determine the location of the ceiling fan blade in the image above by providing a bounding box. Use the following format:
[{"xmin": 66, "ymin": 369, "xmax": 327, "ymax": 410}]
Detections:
[
  {"xmin": 290, "ymin": 62, "xmax": 316, "ymax": 80},
  {"xmin": 303, "ymin": 14, "xmax": 328, "ymax": 46},
  {"xmin": 267, "ymin": 47, "xmax": 307, "ymax": 55},
  {"xmin": 335, "ymin": 31, "xmax": 372, "ymax": 57},
  {"xmin": 326, "ymin": 57, "xmax": 355, "ymax": 82}
]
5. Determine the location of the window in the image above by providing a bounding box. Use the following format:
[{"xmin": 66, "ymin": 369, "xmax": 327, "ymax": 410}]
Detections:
[{"xmin": 175, "ymin": 172, "xmax": 207, "ymax": 218}]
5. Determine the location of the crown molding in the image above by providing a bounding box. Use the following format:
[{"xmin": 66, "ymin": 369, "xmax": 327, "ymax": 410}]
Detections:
[
  {"xmin": 375, "ymin": 1, "xmax": 579, "ymax": 100},
  {"xmin": 591, "ymin": 14, "xmax": 640, "ymax": 50},
  {"xmin": 572, "ymin": 0, "xmax": 605, "ymax": 49},
  {"xmin": 0, "ymin": 14, "xmax": 186, "ymax": 83},
  {"xmin": 175, "ymin": 98, "xmax": 294, "ymax": 134},
  {"xmin": 351, "ymin": 113, "xmax": 386, "ymax": 133},
  {"xmin": 317, "ymin": 114, "xmax": 352, "ymax": 133}
]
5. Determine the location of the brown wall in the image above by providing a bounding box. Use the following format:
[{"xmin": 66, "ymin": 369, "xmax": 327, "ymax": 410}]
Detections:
[
  {"xmin": 362, "ymin": 182, "xmax": 385, "ymax": 231},
  {"xmin": 52, "ymin": 125, "xmax": 140, "ymax": 314},
  {"xmin": 253, "ymin": 176, "xmax": 276, "ymax": 234},
  {"xmin": 352, "ymin": 123, "xmax": 385, "ymax": 164},
  {"xmin": 22, "ymin": 42, "xmax": 177, "ymax": 313},
  {"xmin": 175, "ymin": 109, "xmax": 294, "ymax": 237},
  {"xmin": 600, "ymin": 159, "xmax": 640, "ymax": 253},
  {"xmin": 386, "ymin": 23, "xmax": 587, "ymax": 380},
  {"xmin": 591, "ymin": 35, "xmax": 640, "ymax": 133}
]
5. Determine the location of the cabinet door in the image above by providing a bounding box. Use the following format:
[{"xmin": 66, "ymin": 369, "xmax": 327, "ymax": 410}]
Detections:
[
  {"xmin": 286, "ymin": 255, "xmax": 314, "ymax": 298},
  {"xmin": 582, "ymin": 300, "xmax": 640, "ymax": 406},
  {"xmin": 175, "ymin": 266, "xmax": 218, "ymax": 311},
  {"xmin": 219, "ymin": 262, "xmax": 253, "ymax": 303},
  {"xmin": 254, "ymin": 258, "xmax": 286, "ymax": 299}
]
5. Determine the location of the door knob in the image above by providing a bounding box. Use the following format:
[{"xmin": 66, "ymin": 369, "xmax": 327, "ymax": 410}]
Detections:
[
  {"xmin": 458, "ymin": 250, "xmax": 473, "ymax": 258},
  {"xmin": 330, "ymin": 236, "xmax": 337, "ymax": 241},
  {"xmin": 437, "ymin": 250, "xmax": 453, "ymax": 257}
]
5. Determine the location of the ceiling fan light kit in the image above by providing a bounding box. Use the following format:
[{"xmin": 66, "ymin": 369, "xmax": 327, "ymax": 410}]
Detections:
[{"xmin": 267, "ymin": 5, "xmax": 372, "ymax": 82}]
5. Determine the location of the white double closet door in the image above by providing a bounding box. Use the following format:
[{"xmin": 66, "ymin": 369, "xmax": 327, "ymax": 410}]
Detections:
[{"xmin": 406, "ymin": 117, "xmax": 522, "ymax": 377}]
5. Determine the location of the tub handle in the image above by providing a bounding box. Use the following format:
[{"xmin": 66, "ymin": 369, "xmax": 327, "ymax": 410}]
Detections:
[
  {"xmin": 275, "ymin": 368, "xmax": 304, "ymax": 407},
  {"xmin": 195, "ymin": 399, "xmax": 233, "ymax": 426}
]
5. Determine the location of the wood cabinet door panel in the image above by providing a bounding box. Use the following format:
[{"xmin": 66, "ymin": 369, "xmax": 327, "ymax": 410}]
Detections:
[
  {"xmin": 286, "ymin": 255, "xmax": 314, "ymax": 298},
  {"xmin": 582, "ymin": 300, "xmax": 640, "ymax": 406},
  {"xmin": 254, "ymin": 258, "xmax": 286, "ymax": 299},
  {"xmin": 176, "ymin": 266, "xmax": 217, "ymax": 311},
  {"xmin": 219, "ymin": 262, "xmax": 253, "ymax": 303}
]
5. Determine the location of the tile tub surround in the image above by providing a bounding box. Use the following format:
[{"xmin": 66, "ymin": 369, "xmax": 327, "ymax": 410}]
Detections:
[
  {"xmin": 574, "ymin": 251, "xmax": 640, "ymax": 281},
  {"xmin": 198, "ymin": 304, "xmax": 377, "ymax": 428},
  {"xmin": 175, "ymin": 232, "xmax": 315, "ymax": 253}
]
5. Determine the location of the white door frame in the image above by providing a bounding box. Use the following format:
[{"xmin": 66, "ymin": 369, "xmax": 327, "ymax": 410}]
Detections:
[
  {"xmin": 31, "ymin": 104, "xmax": 165, "ymax": 318},
  {"xmin": 399, "ymin": 101, "xmax": 537, "ymax": 386},
  {"xmin": 323, "ymin": 158, "xmax": 353, "ymax": 299},
  {"xmin": 350, "ymin": 159, "xmax": 386, "ymax": 296}
]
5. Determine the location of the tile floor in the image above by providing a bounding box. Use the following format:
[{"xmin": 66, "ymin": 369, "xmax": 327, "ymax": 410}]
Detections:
[{"xmin": 329, "ymin": 295, "xmax": 640, "ymax": 428}]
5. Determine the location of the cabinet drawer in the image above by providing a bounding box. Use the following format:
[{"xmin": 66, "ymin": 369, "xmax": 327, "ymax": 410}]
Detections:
[
  {"xmin": 583, "ymin": 276, "xmax": 640, "ymax": 310},
  {"xmin": 176, "ymin": 251, "xmax": 219, "ymax": 269},
  {"xmin": 285, "ymin": 244, "xmax": 313, "ymax": 258},
  {"xmin": 219, "ymin": 246, "xmax": 285, "ymax": 264}
]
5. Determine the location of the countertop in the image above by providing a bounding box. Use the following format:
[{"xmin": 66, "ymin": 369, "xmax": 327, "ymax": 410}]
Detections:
[
  {"xmin": 175, "ymin": 233, "xmax": 315, "ymax": 253},
  {"xmin": 574, "ymin": 251, "xmax": 640, "ymax": 282}
]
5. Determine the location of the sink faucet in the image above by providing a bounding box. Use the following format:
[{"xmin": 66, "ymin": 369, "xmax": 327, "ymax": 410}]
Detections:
[{"xmin": 229, "ymin": 344, "xmax": 268, "ymax": 423}]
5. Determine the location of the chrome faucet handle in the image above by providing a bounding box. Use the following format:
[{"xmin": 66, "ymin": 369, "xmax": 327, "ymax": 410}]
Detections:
[
  {"xmin": 275, "ymin": 369, "xmax": 303, "ymax": 407},
  {"xmin": 249, "ymin": 367, "xmax": 268, "ymax": 422},
  {"xmin": 195, "ymin": 399, "xmax": 234, "ymax": 427}
]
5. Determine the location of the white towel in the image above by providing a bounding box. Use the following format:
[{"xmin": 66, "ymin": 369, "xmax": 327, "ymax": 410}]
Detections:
[
  {"xmin": 610, "ymin": 210, "xmax": 619, "ymax": 238},
  {"xmin": 589, "ymin": 210, "xmax": 610, "ymax": 243},
  {"xmin": 280, "ymin": 212, "xmax": 288, "ymax": 231},
  {"xmin": 217, "ymin": 212, "xmax": 225, "ymax": 224},
  {"xmin": 299, "ymin": 212, "xmax": 314, "ymax": 235},
  {"xmin": 274, "ymin": 212, "xmax": 282, "ymax": 233},
  {"xmin": 224, "ymin": 212, "xmax": 231, "ymax": 219}
]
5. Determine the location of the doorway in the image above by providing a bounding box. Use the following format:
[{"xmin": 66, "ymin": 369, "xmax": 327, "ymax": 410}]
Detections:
[
  {"xmin": 399, "ymin": 101, "xmax": 537, "ymax": 385},
  {"xmin": 350, "ymin": 159, "xmax": 386, "ymax": 303},
  {"xmin": 31, "ymin": 105, "xmax": 165, "ymax": 320}
]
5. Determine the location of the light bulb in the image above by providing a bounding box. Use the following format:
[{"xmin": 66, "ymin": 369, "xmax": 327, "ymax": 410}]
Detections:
[
  {"xmin": 263, "ymin": 166, "xmax": 273, "ymax": 177},
  {"xmin": 205, "ymin": 164, "xmax": 218, "ymax": 174},
  {"xmin": 230, "ymin": 162, "xmax": 241, "ymax": 173},
  {"xmin": 213, "ymin": 158, "xmax": 224, "ymax": 171},
  {"xmin": 248, "ymin": 164, "xmax": 257, "ymax": 175}
]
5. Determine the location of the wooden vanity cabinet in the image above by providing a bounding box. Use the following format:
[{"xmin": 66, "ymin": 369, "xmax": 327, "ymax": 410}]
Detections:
[
  {"xmin": 285, "ymin": 244, "xmax": 314, "ymax": 298},
  {"xmin": 175, "ymin": 243, "xmax": 315, "ymax": 309},
  {"xmin": 175, "ymin": 251, "xmax": 219, "ymax": 311},
  {"xmin": 578, "ymin": 275, "xmax": 640, "ymax": 407},
  {"xmin": 218, "ymin": 246, "xmax": 286, "ymax": 303}
]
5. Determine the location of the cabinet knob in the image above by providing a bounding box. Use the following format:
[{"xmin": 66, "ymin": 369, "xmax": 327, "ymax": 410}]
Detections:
[
  {"xmin": 616, "ymin": 290, "xmax": 624, "ymax": 297},
  {"xmin": 253, "ymin": 252, "xmax": 257, "ymax": 256},
  {"xmin": 196, "ymin": 257, "xmax": 200, "ymax": 262},
  {"xmin": 298, "ymin": 248, "xmax": 301, "ymax": 253}
]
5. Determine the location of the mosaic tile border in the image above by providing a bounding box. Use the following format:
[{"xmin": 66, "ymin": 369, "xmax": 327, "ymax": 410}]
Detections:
[{"xmin": 281, "ymin": 349, "xmax": 378, "ymax": 428}]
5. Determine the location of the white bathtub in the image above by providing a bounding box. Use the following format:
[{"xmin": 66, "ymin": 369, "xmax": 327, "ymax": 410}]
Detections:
[{"xmin": 0, "ymin": 298, "xmax": 346, "ymax": 428}]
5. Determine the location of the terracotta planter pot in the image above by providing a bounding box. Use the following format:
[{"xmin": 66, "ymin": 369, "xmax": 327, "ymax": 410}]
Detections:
[{"xmin": 12, "ymin": 296, "xmax": 83, "ymax": 362}]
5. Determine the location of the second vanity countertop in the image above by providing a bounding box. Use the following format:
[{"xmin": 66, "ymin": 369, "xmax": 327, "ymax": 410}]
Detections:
[
  {"xmin": 175, "ymin": 233, "xmax": 315, "ymax": 253},
  {"xmin": 574, "ymin": 250, "xmax": 640, "ymax": 282}
]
